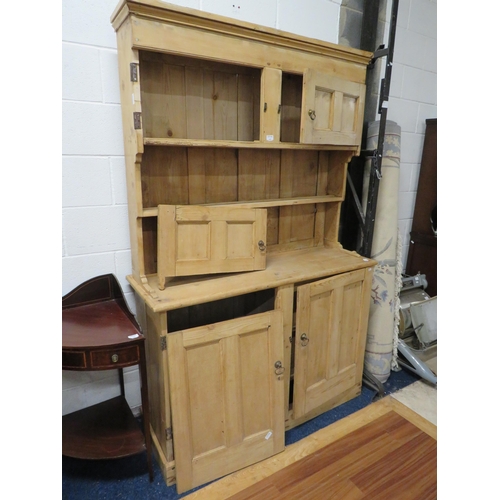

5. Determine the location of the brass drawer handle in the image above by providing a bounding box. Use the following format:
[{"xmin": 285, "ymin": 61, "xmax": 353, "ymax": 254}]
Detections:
[
  {"xmin": 308, "ymin": 109, "xmax": 316, "ymax": 120},
  {"xmin": 258, "ymin": 240, "xmax": 266, "ymax": 251},
  {"xmin": 300, "ymin": 333, "xmax": 309, "ymax": 346},
  {"xmin": 111, "ymin": 354, "xmax": 119, "ymax": 363}
]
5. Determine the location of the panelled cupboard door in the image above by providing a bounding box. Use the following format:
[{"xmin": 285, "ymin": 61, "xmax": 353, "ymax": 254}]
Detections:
[
  {"xmin": 293, "ymin": 269, "xmax": 370, "ymax": 420},
  {"xmin": 301, "ymin": 69, "xmax": 365, "ymax": 145},
  {"xmin": 167, "ymin": 310, "xmax": 285, "ymax": 494},
  {"xmin": 157, "ymin": 205, "xmax": 267, "ymax": 288}
]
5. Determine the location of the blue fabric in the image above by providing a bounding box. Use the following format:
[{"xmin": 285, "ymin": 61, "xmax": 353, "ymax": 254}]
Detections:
[{"xmin": 62, "ymin": 369, "xmax": 419, "ymax": 499}]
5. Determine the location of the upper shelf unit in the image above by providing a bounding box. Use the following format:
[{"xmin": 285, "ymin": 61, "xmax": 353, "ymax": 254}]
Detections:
[
  {"xmin": 138, "ymin": 52, "xmax": 366, "ymax": 147},
  {"xmin": 111, "ymin": 0, "xmax": 372, "ymax": 151},
  {"xmin": 111, "ymin": 0, "xmax": 373, "ymax": 287}
]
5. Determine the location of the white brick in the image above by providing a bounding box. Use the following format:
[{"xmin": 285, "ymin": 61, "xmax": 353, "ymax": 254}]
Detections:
[
  {"xmin": 386, "ymin": 97, "xmax": 419, "ymax": 133},
  {"xmin": 123, "ymin": 368, "xmax": 142, "ymax": 409},
  {"xmin": 393, "ymin": 28, "xmax": 429, "ymax": 70},
  {"xmin": 62, "ymin": 370, "xmax": 95, "ymax": 391},
  {"xmin": 63, "ymin": 206, "xmax": 131, "ymax": 256},
  {"xmin": 62, "ymin": 101, "xmax": 124, "ymax": 156},
  {"xmin": 389, "ymin": 62, "xmax": 404, "ymax": 99},
  {"xmin": 62, "ymin": 156, "xmax": 112, "ymax": 207},
  {"xmin": 62, "ymin": 372, "xmax": 121, "ymax": 415},
  {"xmin": 202, "ymin": 0, "xmax": 277, "ymax": 29},
  {"xmin": 422, "ymin": 36, "xmax": 437, "ymax": 73},
  {"xmin": 400, "ymin": 131, "xmax": 424, "ymax": 164},
  {"xmin": 408, "ymin": 0, "xmax": 437, "ymax": 39},
  {"xmin": 110, "ymin": 156, "xmax": 128, "ymax": 204},
  {"xmin": 62, "ymin": 0, "xmax": 118, "ymax": 47},
  {"xmin": 278, "ymin": 0, "xmax": 340, "ymax": 44},
  {"xmin": 401, "ymin": 66, "xmax": 436, "ymax": 105},
  {"xmin": 398, "ymin": 162, "xmax": 414, "ymax": 192},
  {"xmin": 409, "ymin": 163, "xmax": 422, "ymax": 192},
  {"xmin": 162, "ymin": 0, "xmax": 201, "ymax": 10},
  {"xmin": 398, "ymin": 190, "xmax": 417, "ymax": 220},
  {"xmin": 115, "ymin": 250, "xmax": 134, "ymax": 289},
  {"xmin": 395, "ymin": 0, "xmax": 411, "ymax": 29},
  {"xmin": 62, "ymin": 253, "xmax": 116, "ymax": 295},
  {"xmin": 100, "ymin": 49, "xmax": 121, "ymax": 104},
  {"xmin": 62, "ymin": 43, "xmax": 103, "ymax": 102},
  {"xmin": 398, "ymin": 219, "xmax": 412, "ymax": 247},
  {"xmin": 416, "ymin": 105, "xmax": 437, "ymax": 133}
]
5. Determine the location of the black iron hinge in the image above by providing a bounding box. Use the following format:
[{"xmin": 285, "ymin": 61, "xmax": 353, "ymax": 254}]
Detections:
[
  {"xmin": 133, "ymin": 112, "xmax": 142, "ymax": 130},
  {"xmin": 130, "ymin": 62, "xmax": 138, "ymax": 82},
  {"xmin": 160, "ymin": 336, "xmax": 167, "ymax": 351}
]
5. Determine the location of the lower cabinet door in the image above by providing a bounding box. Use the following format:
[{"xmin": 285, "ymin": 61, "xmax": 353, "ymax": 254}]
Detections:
[
  {"xmin": 293, "ymin": 269, "xmax": 371, "ymax": 420},
  {"xmin": 167, "ymin": 310, "xmax": 285, "ymax": 494}
]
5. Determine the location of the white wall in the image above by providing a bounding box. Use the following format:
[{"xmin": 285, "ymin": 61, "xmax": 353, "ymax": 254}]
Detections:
[
  {"xmin": 386, "ymin": 0, "xmax": 437, "ymax": 269},
  {"xmin": 61, "ymin": 0, "xmax": 436, "ymax": 415}
]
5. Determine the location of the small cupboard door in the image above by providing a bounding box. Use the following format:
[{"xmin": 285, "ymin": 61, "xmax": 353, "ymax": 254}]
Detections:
[
  {"xmin": 300, "ymin": 69, "xmax": 365, "ymax": 146},
  {"xmin": 157, "ymin": 205, "xmax": 267, "ymax": 287},
  {"xmin": 293, "ymin": 269, "xmax": 371, "ymax": 420},
  {"xmin": 167, "ymin": 310, "xmax": 285, "ymax": 494}
]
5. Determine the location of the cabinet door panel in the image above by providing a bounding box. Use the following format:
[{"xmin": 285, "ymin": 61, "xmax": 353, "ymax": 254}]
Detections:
[
  {"xmin": 167, "ymin": 310, "xmax": 284, "ymax": 493},
  {"xmin": 157, "ymin": 205, "xmax": 267, "ymax": 287},
  {"xmin": 293, "ymin": 269, "xmax": 371, "ymax": 420},
  {"xmin": 301, "ymin": 69, "xmax": 365, "ymax": 146}
]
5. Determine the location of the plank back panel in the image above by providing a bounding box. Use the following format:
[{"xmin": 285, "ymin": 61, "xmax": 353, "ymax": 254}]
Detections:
[{"xmin": 140, "ymin": 52, "xmax": 260, "ymax": 141}]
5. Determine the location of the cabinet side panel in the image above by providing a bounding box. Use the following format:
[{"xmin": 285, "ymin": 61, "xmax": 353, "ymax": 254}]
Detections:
[{"xmin": 145, "ymin": 308, "xmax": 172, "ymax": 461}]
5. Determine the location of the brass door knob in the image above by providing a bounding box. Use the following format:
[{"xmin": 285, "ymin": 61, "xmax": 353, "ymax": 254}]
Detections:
[{"xmin": 274, "ymin": 361, "xmax": 284, "ymax": 375}]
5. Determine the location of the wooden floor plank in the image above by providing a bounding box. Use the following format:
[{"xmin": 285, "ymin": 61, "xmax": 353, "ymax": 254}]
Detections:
[{"xmin": 184, "ymin": 396, "xmax": 437, "ymax": 500}]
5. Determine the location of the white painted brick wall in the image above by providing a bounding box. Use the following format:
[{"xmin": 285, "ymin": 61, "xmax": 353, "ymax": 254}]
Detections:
[
  {"xmin": 386, "ymin": 0, "xmax": 437, "ymax": 269},
  {"xmin": 61, "ymin": 0, "xmax": 436, "ymax": 415}
]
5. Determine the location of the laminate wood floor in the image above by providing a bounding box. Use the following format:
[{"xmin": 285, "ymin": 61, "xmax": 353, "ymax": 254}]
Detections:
[{"xmin": 185, "ymin": 397, "xmax": 437, "ymax": 500}]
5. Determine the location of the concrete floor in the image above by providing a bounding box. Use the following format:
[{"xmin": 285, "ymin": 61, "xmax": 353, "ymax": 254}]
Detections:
[{"xmin": 392, "ymin": 347, "xmax": 437, "ymax": 426}]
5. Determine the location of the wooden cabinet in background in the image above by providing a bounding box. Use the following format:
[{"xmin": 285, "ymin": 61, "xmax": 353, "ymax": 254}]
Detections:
[
  {"xmin": 111, "ymin": 0, "xmax": 376, "ymax": 493},
  {"xmin": 406, "ymin": 118, "xmax": 437, "ymax": 296}
]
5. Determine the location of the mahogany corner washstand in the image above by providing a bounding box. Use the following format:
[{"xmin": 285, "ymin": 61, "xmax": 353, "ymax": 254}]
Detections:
[{"xmin": 62, "ymin": 274, "xmax": 153, "ymax": 481}]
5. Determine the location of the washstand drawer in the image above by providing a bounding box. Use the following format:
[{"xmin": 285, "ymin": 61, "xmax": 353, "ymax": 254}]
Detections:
[{"xmin": 90, "ymin": 345, "xmax": 140, "ymax": 369}]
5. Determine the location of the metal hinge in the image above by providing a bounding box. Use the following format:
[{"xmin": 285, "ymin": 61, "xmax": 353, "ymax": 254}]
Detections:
[
  {"xmin": 160, "ymin": 335, "xmax": 167, "ymax": 351},
  {"xmin": 165, "ymin": 427, "xmax": 173, "ymax": 440},
  {"xmin": 130, "ymin": 62, "xmax": 138, "ymax": 82},
  {"xmin": 133, "ymin": 112, "xmax": 142, "ymax": 130}
]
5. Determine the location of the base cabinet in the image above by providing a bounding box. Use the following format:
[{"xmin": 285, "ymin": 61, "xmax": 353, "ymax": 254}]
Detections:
[{"xmin": 139, "ymin": 266, "xmax": 373, "ymax": 493}]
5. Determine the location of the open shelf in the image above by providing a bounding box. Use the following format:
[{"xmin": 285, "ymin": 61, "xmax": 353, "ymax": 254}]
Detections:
[
  {"xmin": 62, "ymin": 396, "xmax": 146, "ymax": 460},
  {"xmin": 141, "ymin": 195, "xmax": 344, "ymax": 217},
  {"xmin": 143, "ymin": 137, "xmax": 357, "ymax": 151}
]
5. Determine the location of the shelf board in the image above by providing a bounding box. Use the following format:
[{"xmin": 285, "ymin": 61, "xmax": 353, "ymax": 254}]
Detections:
[
  {"xmin": 62, "ymin": 396, "xmax": 146, "ymax": 460},
  {"xmin": 141, "ymin": 196, "xmax": 343, "ymax": 218},
  {"xmin": 143, "ymin": 137, "xmax": 357, "ymax": 151},
  {"xmin": 128, "ymin": 246, "xmax": 376, "ymax": 313}
]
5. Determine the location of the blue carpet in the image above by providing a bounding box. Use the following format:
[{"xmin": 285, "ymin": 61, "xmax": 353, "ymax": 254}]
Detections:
[{"xmin": 62, "ymin": 369, "xmax": 419, "ymax": 499}]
